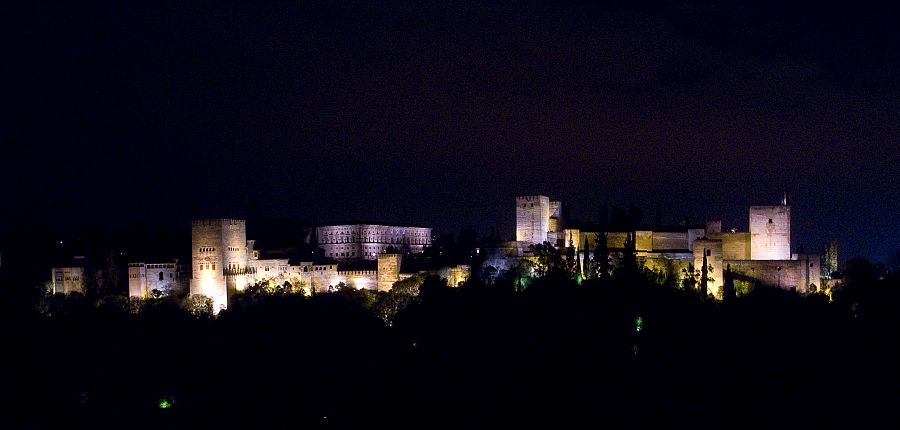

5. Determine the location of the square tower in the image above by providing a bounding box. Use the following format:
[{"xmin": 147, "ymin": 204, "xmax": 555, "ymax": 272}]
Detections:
[
  {"xmin": 190, "ymin": 219, "xmax": 248, "ymax": 311},
  {"xmin": 377, "ymin": 253, "xmax": 403, "ymax": 292},
  {"xmin": 749, "ymin": 205, "xmax": 791, "ymax": 260},
  {"xmin": 516, "ymin": 195, "xmax": 550, "ymax": 245}
]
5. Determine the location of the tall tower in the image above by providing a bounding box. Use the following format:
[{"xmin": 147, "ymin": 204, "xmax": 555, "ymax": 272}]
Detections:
[
  {"xmin": 749, "ymin": 205, "xmax": 791, "ymax": 260},
  {"xmin": 190, "ymin": 219, "xmax": 248, "ymax": 311},
  {"xmin": 516, "ymin": 195, "xmax": 550, "ymax": 245}
]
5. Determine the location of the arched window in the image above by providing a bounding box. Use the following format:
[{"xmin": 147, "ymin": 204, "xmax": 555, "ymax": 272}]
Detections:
[{"xmin": 159, "ymin": 272, "xmax": 164, "ymax": 281}]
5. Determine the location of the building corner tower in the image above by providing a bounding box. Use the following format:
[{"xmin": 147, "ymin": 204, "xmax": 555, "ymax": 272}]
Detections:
[{"xmin": 190, "ymin": 219, "xmax": 248, "ymax": 311}]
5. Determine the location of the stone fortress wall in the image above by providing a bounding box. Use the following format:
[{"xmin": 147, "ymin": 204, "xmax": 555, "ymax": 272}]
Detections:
[
  {"xmin": 106, "ymin": 195, "xmax": 820, "ymax": 309},
  {"xmin": 513, "ymin": 195, "xmax": 820, "ymax": 297},
  {"xmin": 127, "ymin": 262, "xmax": 181, "ymax": 298},
  {"xmin": 50, "ymin": 266, "xmax": 85, "ymax": 294},
  {"xmin": 121, "ymin": 219, "xmax": 447, "ymax": 310}
]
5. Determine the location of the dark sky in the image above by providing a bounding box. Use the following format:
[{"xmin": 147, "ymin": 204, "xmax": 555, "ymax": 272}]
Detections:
[{"xmin": 4, "ymin": 1, "xmax": 899, "ymax": 262}]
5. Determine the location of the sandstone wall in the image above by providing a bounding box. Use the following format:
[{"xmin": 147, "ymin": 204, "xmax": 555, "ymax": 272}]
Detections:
[
  {"xmin": 377, "ymin": 254, "xmax": 403, "ymax": 291},
  {"xmin": 727, "ymin": 254, "xmax": 820, "ymax": 293},
  {"xmin": 635, "ymin": 230, "xmax": 653, "ymax": 251},
  {"xmin": 722, "ymin": 232, "xmax": 751, "ymax": 260},
  {"xmin": 606, "ymin": 232, "xmax": 628, "ymax": 249},
  {"xmin": 516, "ymin": 195, "xmax": 550, "ymax": 245},
  {"xmin": 191, "ymin": 219, "xmax": 247, "ymax": 311},
  {"xmin": 339, "ymin": 270, "xmax": 378, "ymax": 290},
  {"xmin": 128, "ymin": 264, "xmax": 145, "ymax": 297},
  {"xmin": 51, "ymin": 267, "xmax": 84, "ymax": 294},
  {"xmin": 128, "ymin": 262, "xmax": 179, "ymax": 298},
  {"xmin": 652, "ymin": 231, "xmax": 689, "ymax": 251},
  {"xmin": 750, "ymin": 206, "xmax": 791, "ymax": 260}
]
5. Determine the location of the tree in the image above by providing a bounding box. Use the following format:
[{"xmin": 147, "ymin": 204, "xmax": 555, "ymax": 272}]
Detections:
[
  {"xmin": 184, "ymin": 295, "xmax": 214, "ymax": 317},
  {"xmin": 564, "ymin": 238, "xmax": 578, "ymax": 281},
  {"xmin": 722, "ymin": 264, "xmax": 736, "ymax": 303},
  {"xmin": 591, "ymin": 232, "xmax": 611, "ymax": 281},
  {"xmin": 392, "ymin": 274, "xmax": 425, "ymax": 296},
  {"xmin": 481, "ymin": 265, "xmax": 499, "ymax": 286},
  {"xmin": 822, "ymin": 240, "xmax": 838, "ymax": 278},
  {"xmin": 529, "ymin": 241, "xmax": 562, "ymax": 278},
  {"xmin": 614, "ymin": 232, "xmax": 641, "ymax": 282},
  {"xmin": 373, "ymin": 290, "xmax": 416, "ymax": 326},
  {"xmin": 700, "ymin": 249, "xmax": 709, "ymax": 298}
]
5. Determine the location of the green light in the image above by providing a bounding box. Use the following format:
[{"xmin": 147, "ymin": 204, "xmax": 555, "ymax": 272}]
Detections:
[
  {"xmin": 158, "ymin": 395, "xmax": 175, "ymax": 409},
  {"xmin": 634, "ymin": 316, "xmax": 643, "ymax": 333}
]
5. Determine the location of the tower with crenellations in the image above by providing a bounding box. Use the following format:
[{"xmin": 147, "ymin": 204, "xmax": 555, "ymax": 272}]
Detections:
[
  {"xmin": 190, "ymin": 219, "xmax": 248, "ymax": 311},
  {"xmin": 516, "ymin": 195, "xmax": 550, "ymax": 245}
]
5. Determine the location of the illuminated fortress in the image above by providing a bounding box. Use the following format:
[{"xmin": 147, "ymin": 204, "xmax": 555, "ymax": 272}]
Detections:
[
  {"xmin": 512, "ymin": 195, "xmax": 820, "ymax": 297},
  {"xmin": 48, "ymin": 194, "xmax": 821, "ymax": 311},
  {"xmin": 121, "ymin": 220, "xmax": 444, "ymax": 311}
]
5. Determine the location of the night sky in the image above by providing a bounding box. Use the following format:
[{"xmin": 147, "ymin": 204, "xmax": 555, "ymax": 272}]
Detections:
[{"xmin": 4, "ymin": 1, "xmax": 899, "ymax": 262}]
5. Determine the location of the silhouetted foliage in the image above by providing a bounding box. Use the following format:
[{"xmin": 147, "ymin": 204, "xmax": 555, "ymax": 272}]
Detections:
[
  {"xmin": 822, "ymin": 240, "xmax": 839, "ymax": 278},
  {"xmin": 5, "ymin": 256, "xmax": 900, "ymax": 429},
  {"xmin": 723, "ymin": 264, "xmax": 736, "ymax": 303},
  {"xmin": 529, "ymin": 241, "xmax": 562, "ymax": 277}
]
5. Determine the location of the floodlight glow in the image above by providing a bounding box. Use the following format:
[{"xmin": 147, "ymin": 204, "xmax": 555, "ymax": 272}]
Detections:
[{"xmin": 158, "ymin": 395, "xmax": 175, "ymax": 409}]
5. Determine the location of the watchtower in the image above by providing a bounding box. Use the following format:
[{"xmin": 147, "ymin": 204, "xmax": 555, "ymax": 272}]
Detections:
[
  {"xmin": 516, "ymin": 195, "xmax": 550, "ymax": 245},
  {"xmin": 190, "ymin": 219, "xmax": 248, "ymax": 311}
]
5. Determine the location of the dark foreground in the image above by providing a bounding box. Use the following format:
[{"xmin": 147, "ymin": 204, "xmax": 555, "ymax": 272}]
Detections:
[{"xmin": 4, "ymin": 272, "xmax": 899, "ymax": 429}]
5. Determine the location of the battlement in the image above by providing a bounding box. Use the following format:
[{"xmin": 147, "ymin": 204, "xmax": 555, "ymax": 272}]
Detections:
[
  {"xmin": 128, "ymin": 262, "xmax": 177, "ymax": 269},
  {"xmin": 192, "ymin": 218, "xmax": 246, "ymax": 227},
  {"xmin": 224, "ymin": 267, "xmax": 255, "ymax": 276},
  {"xmin": 338, "ymin": 270, "xmax": 377, "ymax": 277},
  {"xmin": 516, "ymin": 195, "xmax": 548, "ymax": 202}
]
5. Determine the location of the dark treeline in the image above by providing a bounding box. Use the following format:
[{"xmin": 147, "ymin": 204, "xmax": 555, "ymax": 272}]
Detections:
[{"xmin": 4, "ymin": 256, "xmax": 900, "ymax": 429}]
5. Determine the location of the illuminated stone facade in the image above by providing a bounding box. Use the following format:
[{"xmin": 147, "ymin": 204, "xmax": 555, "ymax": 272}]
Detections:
[
  {"xmin": 727, "ymin": 254, "xmax": 821, "ymax": 294},
  {"xmin": 127, "ymin": 262, "xmax": 181, "ymax": 298},
  {"xmin": 750, "ymin": 205, "xmax": 791, "ymax": 260},
  {"xmin": 50, "ymin": 266, "xmax": 84, "ymax": 294},
  {"xmin": 316, "ymin": 224, "xmax": 432, "ymax": 261},
  {"xmin": 245, "ymin": 256, "xmax": 345, "ymax": 294},
  {"xmin": 377, "ymin": 253, "xmax": 402, "ymax": 291},
  {"xmin": 445, "ymin": 265, "xmax": 470, "ymax": 287},
  {"xmin": 505, "ymin": 196, "xmax": 820, "ymax": 298},
  {"xmin": 516, "ymin": 195, "xmax": 563, "ymax": 246},
  {"xmin": 516, "ymin": 195, "xmax": 549, "ymax": 244},
  {"xmin": 190, "ymin": 219, "xmax": 249, "ymax": 311}
]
